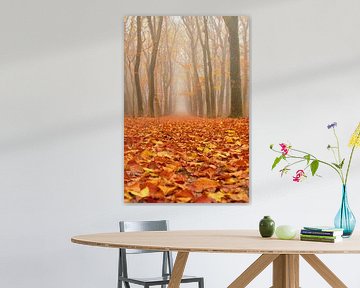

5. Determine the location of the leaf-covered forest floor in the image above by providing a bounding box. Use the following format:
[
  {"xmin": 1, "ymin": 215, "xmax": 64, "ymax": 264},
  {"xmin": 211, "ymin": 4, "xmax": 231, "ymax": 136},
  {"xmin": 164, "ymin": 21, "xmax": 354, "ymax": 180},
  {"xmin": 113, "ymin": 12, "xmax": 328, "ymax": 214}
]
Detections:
[{"xmin": 124, "ymin": 117, "xmax": 249, "ymax": 203}]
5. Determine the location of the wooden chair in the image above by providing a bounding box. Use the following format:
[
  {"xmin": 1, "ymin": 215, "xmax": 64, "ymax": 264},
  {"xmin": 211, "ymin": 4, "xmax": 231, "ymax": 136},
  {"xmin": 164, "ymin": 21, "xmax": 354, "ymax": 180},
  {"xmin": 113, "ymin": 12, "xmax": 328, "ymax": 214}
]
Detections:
[{"xmin": 118, "ymin": 220, "xmax": 204, "ymax": 288}]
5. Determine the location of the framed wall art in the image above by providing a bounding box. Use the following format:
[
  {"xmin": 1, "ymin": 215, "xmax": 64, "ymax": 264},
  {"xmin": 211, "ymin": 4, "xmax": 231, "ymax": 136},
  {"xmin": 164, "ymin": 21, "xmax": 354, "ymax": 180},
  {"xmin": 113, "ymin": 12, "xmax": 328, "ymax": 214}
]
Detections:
[{"xmin": 124, "ymin": 16, "xmax": 250, "ymax": 203}]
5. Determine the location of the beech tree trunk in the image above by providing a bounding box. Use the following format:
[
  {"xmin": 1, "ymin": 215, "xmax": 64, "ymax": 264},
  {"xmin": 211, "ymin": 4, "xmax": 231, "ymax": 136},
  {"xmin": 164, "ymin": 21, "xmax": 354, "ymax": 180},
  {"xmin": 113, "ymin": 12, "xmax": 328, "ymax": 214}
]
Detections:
[
  {"xmin": 240, "ymin": 17, "xmax": 249, "ymax": 117},
  {"xmin": 223, "ymin": 16, "xmax": 243, "ymax": 118},
  {"xmin": 124, "ymin": 63, "xmax": 132, "ymax": 116},
  {"xmin": 213, "ymin": 17, "xmax": 227, "ymax": 117},
  {"xmin": 134, "ymin": 16, "xmax": 144, "ymax": 116},
  {"xmin": 162, "ymin": 17, "xmax": 178, "ymax": 115},
  {"xmin": 196, "ymin": 17, "xmax": 211, "ymax": 117},
  {"xmin": 203, "ymin": 16, "xmax": 216, "ymax": 118},
  {"xmin": 127, "ymin": 59, "xmax": 136, "ymax": 116},
  {"xmin": 182, "ymin": 17, "xmax": 203, "ymax": 117},
  {"xmin": 147, "ymin": 16, "xmax": 164, "ymax": 117},
  {"xmin": 218, "ymin": 24, "xmax": 227, "ymax": 116},
  {"xmin": 219, "ymin": 40, "xmax": 226, "ymax": 117}
]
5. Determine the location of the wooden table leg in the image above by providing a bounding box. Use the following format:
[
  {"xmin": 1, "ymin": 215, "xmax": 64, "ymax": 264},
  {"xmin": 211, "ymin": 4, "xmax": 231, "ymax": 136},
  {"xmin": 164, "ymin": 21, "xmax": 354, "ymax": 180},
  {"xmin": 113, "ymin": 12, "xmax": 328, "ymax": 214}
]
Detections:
[
  {"xmin": 287, "ymin": 254, "xmax": 299, "ymax": 287},
  {"xmin": 168, "ymin": 252, "xmax": 189, "ymax": 288},
  {"xmin": 272, "ymin": 254, "xmax": 299, "ymax": 288},
  {"xmin": 228, "ymin": 254, "xmax": 279, "ymax": 288},
  {"xmin": 301, "ymin": 254, "xmax": 347, "ymax": 288}
]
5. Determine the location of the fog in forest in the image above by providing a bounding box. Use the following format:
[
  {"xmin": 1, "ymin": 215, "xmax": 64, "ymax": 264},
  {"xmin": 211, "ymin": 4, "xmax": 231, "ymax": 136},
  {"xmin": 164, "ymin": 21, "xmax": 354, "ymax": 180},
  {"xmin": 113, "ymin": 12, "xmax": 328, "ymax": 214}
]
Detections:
[{"xmin": 124, "ymin": 16, "xmax": 249, "ymax": 119}]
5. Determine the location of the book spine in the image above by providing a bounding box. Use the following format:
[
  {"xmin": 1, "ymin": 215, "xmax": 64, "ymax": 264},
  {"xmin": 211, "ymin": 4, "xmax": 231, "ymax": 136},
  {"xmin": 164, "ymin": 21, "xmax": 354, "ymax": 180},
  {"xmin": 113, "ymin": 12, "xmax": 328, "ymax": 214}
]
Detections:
[
  {"xmin": 300, "ymin": 237, "xmax": 337, "ymax": 243},
  {"xmin": 300, "ymin": 234, "xmax": 337, "ymax": 240},
  {"xmin": 301, "ymin": 230, "xmax": 336, "ymax": 236}
]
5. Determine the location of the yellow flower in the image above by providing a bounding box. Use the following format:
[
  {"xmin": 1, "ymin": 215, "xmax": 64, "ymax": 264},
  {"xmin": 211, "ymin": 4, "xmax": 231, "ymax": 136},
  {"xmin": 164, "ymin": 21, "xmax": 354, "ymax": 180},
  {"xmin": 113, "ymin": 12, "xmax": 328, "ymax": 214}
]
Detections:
[{"xmin": 349, "ymin": 122, "xmax": 360, "ymax": 148}]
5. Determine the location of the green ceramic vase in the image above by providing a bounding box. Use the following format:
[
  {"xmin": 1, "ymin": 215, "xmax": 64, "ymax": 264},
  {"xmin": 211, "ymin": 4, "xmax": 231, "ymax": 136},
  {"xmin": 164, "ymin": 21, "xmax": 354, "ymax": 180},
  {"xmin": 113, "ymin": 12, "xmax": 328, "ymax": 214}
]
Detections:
[{"xmin": 259, "ymin": 216, "xmax": 275, "ymax": 238}]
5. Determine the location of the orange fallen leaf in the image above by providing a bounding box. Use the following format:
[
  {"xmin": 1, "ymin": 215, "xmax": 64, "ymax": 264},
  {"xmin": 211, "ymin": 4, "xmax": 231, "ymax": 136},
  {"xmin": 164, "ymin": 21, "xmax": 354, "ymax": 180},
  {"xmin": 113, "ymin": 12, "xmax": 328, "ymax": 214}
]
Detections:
[
  {"xmin": 126, "ymin": 160, "xmax": 143, "ymax": 174},
  {"xmin": 141, "ymin": 150, "xmax": 155, "ymax": 160},
  {"xmin": 143, "ymin": 168, "xmax": 155, "ymax": 173},
  {"xmin": 125, "ymin": 182, "xmax": 141, "ymax": 193},
  {"xmin": 208, "ymin": 191, "xmax": 225, "ymax": 202},
  {"xmin": 175, "ymin": 190, "xmax": 194, "ymax": 203},
  {"xmin": 158, "ymin": 185, "xmax": 177, "ymax": 195},
  {"xmin": 129, "ymin": 187, "xmax": 150, "ymax": 198},
  {"xmin": 195, "ymin": 195, "xmax": 213, "ymax": 203},
  {"xmin": 157, "ymin": 151, "xmax": 172, "ymax": 158},
  {"xmin": 229, "ymin": 193, "xmax": 249, "ymax": 202},
  {"xmin": 190, "ymin": 178, "xmax": 219, "ymax": 192},
  {"xmin": 225, "ymin": 177, "xmax": 237, "ymax": 184}
]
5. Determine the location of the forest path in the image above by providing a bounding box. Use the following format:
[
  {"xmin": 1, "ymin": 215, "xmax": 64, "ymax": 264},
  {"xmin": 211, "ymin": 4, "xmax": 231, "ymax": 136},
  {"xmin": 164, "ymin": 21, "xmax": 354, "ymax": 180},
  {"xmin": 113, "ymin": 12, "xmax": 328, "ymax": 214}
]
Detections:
[{"xmin": 124, "ymin": 117, "xmax": 249, "ymax": 203}]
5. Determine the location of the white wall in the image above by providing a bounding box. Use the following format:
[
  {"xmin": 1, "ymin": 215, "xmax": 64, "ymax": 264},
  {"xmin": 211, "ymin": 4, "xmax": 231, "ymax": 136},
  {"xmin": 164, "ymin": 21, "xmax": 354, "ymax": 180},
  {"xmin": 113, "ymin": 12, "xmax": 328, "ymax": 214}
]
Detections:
[{"xmin": 1, "ymin": 0, "xmax": 360, "ymax": 287}]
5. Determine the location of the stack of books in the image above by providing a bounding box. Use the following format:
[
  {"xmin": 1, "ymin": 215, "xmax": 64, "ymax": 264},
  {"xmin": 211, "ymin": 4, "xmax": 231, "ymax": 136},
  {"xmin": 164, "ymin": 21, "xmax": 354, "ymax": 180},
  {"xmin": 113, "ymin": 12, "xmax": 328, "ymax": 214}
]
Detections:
[{"xmin": 300, "ymin": 226, "xmax": 344, "ymax": 243}]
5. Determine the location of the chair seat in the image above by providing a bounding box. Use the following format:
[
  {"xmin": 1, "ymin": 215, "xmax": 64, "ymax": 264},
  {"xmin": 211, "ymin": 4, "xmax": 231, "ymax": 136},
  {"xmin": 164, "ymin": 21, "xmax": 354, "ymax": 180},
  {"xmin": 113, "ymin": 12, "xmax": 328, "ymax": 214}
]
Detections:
[{"xmin": 119, "ymin": 274, "xmax": 203, "ymax": 286}]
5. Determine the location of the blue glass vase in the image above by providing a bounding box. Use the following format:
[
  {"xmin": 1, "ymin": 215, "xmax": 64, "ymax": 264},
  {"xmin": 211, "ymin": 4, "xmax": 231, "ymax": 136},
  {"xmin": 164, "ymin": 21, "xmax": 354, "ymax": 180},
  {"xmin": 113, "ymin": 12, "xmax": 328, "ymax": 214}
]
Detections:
[{"xmin": 334, "ymin": 185, "xmax": 356, "ymax": 237}]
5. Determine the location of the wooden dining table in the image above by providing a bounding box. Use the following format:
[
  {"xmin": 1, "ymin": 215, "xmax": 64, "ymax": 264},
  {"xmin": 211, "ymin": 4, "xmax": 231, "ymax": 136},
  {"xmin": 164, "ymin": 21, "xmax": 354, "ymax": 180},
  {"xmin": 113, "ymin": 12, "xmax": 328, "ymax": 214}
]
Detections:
[{"xmin": 71, "ymin": 230, "xmax": 360, "ymax": 288}]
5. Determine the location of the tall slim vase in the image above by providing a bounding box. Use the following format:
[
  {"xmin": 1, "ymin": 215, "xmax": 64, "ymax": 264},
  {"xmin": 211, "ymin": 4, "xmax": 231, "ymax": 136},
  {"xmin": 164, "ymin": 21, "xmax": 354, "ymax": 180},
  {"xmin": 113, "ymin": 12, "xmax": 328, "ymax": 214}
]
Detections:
[{"xmin": 334, "ymin": 185, "xmax": 356, "ymax": 237}]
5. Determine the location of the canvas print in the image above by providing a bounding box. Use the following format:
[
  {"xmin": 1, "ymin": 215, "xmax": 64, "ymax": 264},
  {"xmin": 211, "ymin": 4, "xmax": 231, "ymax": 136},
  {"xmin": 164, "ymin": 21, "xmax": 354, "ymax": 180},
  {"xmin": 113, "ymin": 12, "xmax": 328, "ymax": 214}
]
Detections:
[{"xmin": 124, "ymin": 16, "xmax": 250, "ymax": 203}]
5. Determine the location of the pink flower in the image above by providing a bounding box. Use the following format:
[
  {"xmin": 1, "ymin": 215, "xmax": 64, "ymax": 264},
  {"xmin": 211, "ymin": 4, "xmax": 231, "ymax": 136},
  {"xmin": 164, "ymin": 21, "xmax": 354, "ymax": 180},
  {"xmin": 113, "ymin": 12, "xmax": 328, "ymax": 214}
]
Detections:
[
  {"xmin": 293, "ymin": 170, "xmax": 305, "ymax": 182},
  {"xmin": 279, "ymin": 143, "xmax": 289, "ymax": 155}
]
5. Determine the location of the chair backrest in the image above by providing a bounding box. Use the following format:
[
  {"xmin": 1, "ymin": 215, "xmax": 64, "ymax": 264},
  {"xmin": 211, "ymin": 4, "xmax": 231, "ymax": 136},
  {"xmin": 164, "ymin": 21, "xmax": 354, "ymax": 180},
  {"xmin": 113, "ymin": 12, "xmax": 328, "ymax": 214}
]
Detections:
[
  {"xmin": 119, "ymin": 220, "xmax": 169, "ymax": 254},
  {"xmin": 118, "ymin": 220, "xmax": 174, "ymax": 283},
  {"xmin": 120, "ymin": 220, "xmax": 168, "ymax": 232}
]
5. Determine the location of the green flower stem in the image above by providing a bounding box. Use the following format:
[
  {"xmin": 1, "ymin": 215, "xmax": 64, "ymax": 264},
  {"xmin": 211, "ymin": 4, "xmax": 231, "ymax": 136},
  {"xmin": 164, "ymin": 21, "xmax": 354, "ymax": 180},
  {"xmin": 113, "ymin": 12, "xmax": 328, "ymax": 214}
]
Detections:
[
  {"xmin": 333, "ymin": 128, "xmax": 342, "ymax": 164},
  {"xmin": 330, "ymin": 148, "xmax": 338, "ymax": 164},
  {"xmin": 345, "ymin": 130, "xmax": 360, "ymax": 185},
  {"xmin": 345, "ymin": 145, "xmax": 356, "ymax": 185},
  {"xmin": 270, "ymin": 147, "xmax": 343, "ymax": 182},
  {"xmin": 290, "ymin": 148, "xmax": 317, "ymax": 159},
  {"xmin": 329, "ymin": 146, "xmax": 345, "ymax": 183},
  {"xmin": 332, "ymin": 128, "xmax": 345, "ymax": 181},
  {"xmin": 271, "ymin": 148, "xmax": 338, "ymax": 172},
  {"xmin": 290, "ymin": 148, "xmax": 342, "ymax": 179},
  {"xmin": 284, "ymin": 159, "xmax": 306, "ymax": 169},
  {"xmin": 287, "ymin": 155, "xmax": 343, "ymax": 181}
]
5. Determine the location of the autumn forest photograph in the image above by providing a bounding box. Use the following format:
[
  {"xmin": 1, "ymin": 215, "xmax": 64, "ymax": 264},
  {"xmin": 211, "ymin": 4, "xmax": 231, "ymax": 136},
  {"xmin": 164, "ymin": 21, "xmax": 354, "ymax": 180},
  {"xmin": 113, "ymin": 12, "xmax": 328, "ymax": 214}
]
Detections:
[{"xmin": 124, "ymin": 16, "xmax": 250, "ymax": 203}]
